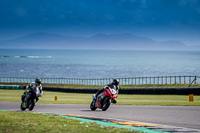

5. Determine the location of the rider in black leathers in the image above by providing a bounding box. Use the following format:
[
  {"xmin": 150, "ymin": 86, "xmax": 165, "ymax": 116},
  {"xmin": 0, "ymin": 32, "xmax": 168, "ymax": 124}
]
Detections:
[{"xmin": 94, "ymin": 79, "xmax": 119, "ymax": 103}]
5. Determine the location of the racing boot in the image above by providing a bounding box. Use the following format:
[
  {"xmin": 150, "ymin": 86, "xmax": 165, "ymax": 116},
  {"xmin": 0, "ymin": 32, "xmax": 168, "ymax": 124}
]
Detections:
[
  {"xmin": 95, "ymin": 89, "xmax": 103, "ymax": 99},
  {"xmin": 111, "ymin": 98, "xmax": 117, "ymax": 104},
  {"xmin": 24, "ymin": 95, "xmax": 29, "ymax": 107},
  {"xmin": 34, "ymin": 97, "xmax": 39, "ymax": 106},
  {"xmin": 36, "ymin": 97, "xmax": 39, "ymax": 102},
  {"xmin": 92, "ymin": 94, "xmax": 96, "ymax": 103},
  {"xmin": 21, "ymin": 95, "xmax": 25, "ymax": 102},
  {"xmin": 21, "ymin": 95, "xmax": 26, "ymax": 107},
  {"xmin": 22, "ymin": 102, "xmax": 26, "ymax": 108}
]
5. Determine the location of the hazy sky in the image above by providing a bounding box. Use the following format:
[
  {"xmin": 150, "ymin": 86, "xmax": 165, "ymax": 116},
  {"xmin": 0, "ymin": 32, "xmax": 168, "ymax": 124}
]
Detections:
[{"xmin": 0, "ymin": 0, "xmax": 200, "ymax": 46}]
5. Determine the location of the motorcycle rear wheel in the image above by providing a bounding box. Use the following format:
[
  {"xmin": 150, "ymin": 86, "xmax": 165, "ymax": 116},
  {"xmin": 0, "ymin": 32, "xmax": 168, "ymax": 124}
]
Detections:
[{"xmin": 90, "ymin": 101, "xmax": 97, "ymax": 111}]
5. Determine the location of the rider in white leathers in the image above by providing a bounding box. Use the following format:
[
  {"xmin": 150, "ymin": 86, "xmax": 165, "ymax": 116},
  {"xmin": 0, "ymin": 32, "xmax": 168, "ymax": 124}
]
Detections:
[{"xmin": 21, "ymin": 78, "xmax": 43, "ymax": 106}]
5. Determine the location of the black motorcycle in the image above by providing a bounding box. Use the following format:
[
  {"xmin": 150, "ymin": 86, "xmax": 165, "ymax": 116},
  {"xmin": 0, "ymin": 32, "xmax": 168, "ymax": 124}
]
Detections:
[{"xmin": 20, "ymin": 87, "xmax": 40, "ymax": 111}]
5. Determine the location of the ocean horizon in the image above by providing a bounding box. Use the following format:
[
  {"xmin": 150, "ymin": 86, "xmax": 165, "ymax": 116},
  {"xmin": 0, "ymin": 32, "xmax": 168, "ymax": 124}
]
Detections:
[{"xmin": 0, "ymin": 49, "xmax": 199, "ymax": 79}]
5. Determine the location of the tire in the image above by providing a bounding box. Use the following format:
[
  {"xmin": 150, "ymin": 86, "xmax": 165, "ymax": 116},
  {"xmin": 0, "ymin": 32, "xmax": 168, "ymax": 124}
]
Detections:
[
  {"xmin": 29, "ymin": 99, "xmax": 36, "ymax": 111},
  {"xmin": 20, "ymin": 103, "xmax": 26, "ymax": 111},
  {"xmin": 90, "ymin": 101, "xmax": 97, "ymax": 111},
  {"xmin": 102, "ymin": 99, "xmax": 111, "ymax": 111}
]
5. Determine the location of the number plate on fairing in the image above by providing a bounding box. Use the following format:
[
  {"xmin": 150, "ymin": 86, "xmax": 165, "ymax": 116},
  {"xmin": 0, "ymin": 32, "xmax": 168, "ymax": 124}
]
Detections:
[{"xmin": 110, "ymin": 89, "xmax": 116, "ymax": 94}]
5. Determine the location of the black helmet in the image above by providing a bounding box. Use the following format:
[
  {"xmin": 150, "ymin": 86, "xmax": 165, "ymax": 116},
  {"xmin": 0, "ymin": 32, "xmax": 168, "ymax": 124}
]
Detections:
[
  {"xmin": 113, "ymin": 79, "xmax": 119, "ymax": 85},
  {"xmin": 35, "ymin": 78, "xmax": 41, "ymax": 86}
]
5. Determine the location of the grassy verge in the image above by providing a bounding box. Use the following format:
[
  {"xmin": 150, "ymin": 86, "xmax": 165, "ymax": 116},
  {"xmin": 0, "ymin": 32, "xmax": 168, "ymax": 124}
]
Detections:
[
  {"xmin": 1, "ymin": 82, "xmax": 200, "ymax": 89},
  {"xmin": 0, "ymin": 89, "xmax": 200, "ymax": 106},
  {"xmin": 0, "ymin": 111, "xmax": 138, "ymax": 133}
]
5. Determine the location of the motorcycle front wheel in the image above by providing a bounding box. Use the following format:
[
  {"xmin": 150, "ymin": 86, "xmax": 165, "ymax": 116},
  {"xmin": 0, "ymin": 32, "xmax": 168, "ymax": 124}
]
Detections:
[
  {"xmin": 20, "ymin": 103, "xmax": 26, "ymax": 111},
  {"xmin": 102, "ymin": 99, "xmax": 111, "ymax": 111},
  {"xmin": 29, "ymin": 99, "xmax": 36, "ymax": 111}
]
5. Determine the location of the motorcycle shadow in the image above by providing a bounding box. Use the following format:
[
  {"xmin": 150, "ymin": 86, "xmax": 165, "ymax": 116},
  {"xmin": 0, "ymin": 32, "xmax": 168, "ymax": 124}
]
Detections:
[
  {"xmin": 17, "ymin": 110, "xmax": 31, "ymax": 112},
  {"xmin": 81, "ymin": 110, "xmax": 102, "ymax": 112}
]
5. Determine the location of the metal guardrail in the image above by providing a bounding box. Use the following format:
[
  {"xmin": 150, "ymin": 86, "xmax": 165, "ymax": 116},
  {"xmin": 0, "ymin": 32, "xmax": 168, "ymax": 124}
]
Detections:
[
  {"xmin": 0, "ymin": 85, "xmax": 22, "ymax": 89},
  {"xmin": 0, "ymin": 76, "xmax": 199, "ymax": 85}
]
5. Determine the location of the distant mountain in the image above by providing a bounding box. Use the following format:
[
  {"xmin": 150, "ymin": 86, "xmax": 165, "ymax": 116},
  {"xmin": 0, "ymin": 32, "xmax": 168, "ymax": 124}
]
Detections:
[
  {"xmin": 0, "ymin": 32, "xmax": 86, "ymax": 49},
  {"xmin": 0, "ymin": 32, "xmax": 199, "ymax": 51}
]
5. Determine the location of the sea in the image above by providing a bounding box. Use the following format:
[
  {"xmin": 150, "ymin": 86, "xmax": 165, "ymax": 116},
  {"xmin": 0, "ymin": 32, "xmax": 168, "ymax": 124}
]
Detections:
[{"xmin": 0, "ymin": 49, "xmax": 200, "ymax": 79}]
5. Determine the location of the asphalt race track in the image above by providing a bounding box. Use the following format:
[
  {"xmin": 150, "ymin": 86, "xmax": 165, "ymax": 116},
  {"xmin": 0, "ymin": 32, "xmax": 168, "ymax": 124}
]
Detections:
[{"xmin": 0, "ymin": 102, "xmax": 200, "ymax": 131}]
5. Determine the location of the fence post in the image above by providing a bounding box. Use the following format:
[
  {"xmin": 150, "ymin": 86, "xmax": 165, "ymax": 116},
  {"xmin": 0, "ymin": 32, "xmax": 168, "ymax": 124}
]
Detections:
[
  {"xmin": 139, "ymin": 77, "xmax": 140, "ymax": 85},
  {"xmin": 131, "ymin": 77, "xmax": 133, "ymax": 85},
  {"xmin": 175, "ymin": 76, "xmax": 176, "ymax": 84},
  {"xmin": 150, "ymin": 77, "xmax": 151, "ymax": 84},
  {"xmin": 189, "ymin": 76, "xmax": 191, "ymax": 84},
  {"xmin": 184, "ymin": 76, "xmax": 186, "ymax": 84},
  {"xmin": 157, "ymin": 77, "xmax": 159, "ymax": 84},
  {"xmin": 134, "ymin": 78, "xmax": 136, "ymax": 85},
  {"xmin": 141, "ymin": 77, "xmax": 143, "ymax": 85},
  {"xmin": 188, "ymin": 76, "xmax": 197, "ymax": 87},
  {"xmin": 153, "ymin": 77, "xmax": 155, "ymax": 84},
  {"xmin": 128, "ymin": 78, "xmax": 130, "ymax": 85},
  {"xmin": 145, "ymin": 77, "xmax": 147, "ymax": 84}
]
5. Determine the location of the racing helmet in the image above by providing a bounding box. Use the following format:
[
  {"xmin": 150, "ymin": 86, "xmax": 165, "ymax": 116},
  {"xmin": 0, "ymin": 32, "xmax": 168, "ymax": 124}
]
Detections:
[
  {"xmin": 113, "ymin": 79, "xmax": 119, "ymax": 85},
  {"xmin": 35, "ymin": 78, "xmax": 41, "ymax": 86}
]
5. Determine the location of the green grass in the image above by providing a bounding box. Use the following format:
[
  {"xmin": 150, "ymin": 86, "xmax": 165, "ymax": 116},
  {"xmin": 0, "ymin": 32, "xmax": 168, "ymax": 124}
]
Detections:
[
  {"xmin": 1, "ymin": 82, "xmax": 200, "ymax": 89},
  {"xmin": 0, "ymin": 111, "xmax": 138, "ymax": 133},
  {"xmin": 0, "ymin": 89, "xmax": 200, "ymax": 106}
]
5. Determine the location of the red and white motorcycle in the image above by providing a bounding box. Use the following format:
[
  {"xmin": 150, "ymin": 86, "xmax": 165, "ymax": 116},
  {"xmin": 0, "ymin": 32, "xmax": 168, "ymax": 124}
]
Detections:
[{"xmin": 90, "ymin": 85, "xmax": 117, "ymax": 111}]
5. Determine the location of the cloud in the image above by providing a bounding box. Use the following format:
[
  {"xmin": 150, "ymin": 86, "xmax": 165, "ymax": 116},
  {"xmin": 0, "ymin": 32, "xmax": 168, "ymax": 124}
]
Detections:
[{"xmin": 0, "ymin": 0, "xmax": 200, "ymax": 42}]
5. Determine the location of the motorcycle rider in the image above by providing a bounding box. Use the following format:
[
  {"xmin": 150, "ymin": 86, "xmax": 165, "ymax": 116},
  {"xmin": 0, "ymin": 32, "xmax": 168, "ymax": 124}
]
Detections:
[
  {"xmin": 94, "ymin": 79, "xmax": 119, "ymax": 103},
  {"xmin": 21, "ymin": 78, "xmax": 43, "ymax": 107}
]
